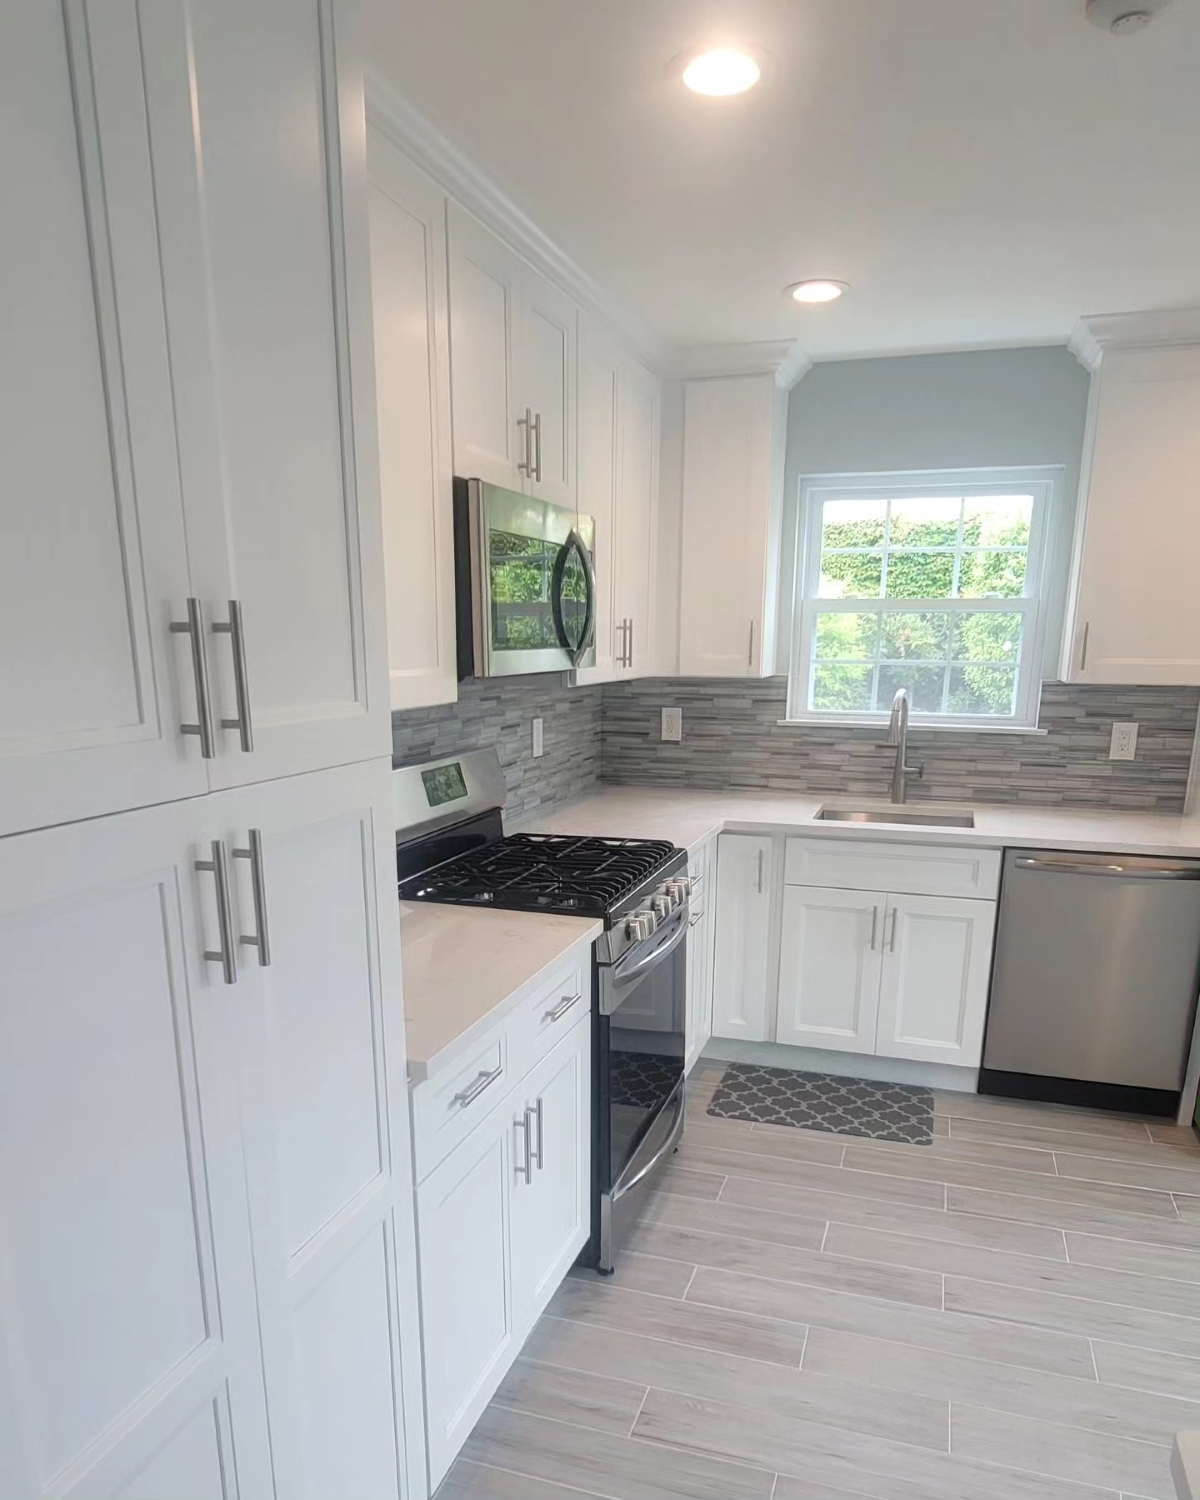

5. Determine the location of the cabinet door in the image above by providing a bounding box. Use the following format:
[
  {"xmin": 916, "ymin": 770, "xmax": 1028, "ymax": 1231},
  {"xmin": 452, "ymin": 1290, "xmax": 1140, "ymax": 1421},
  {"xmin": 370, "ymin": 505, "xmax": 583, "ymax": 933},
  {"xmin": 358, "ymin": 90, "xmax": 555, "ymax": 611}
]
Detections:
[
  {"xmin": 447, "ymin": 201, "xmax": 523, "ymax": 489},
  {"xmin": 574, "ymin": 315, "xmax": 621, "ymax": 682},
  {"xmin": 520, "ymin": 269, "xmax": 577, "ymax": 508},
  {"xmin": 216, "ymin": 759, "xmax": 422, "ymax": 1500},
  {"xmin": 0, "ymin": 2, "xmax": 207, "ymax": 837},
  {"xmin": 711, "ymin": 835, "xmax": 774, "ymax": 1041},
  {"xmin": 0, "ymin": 799, "xmax": 272, "ymax": 1499},
  {"xmin": 510, "ymin": 1019, "xmax": 591, "ymax": 1331},
  {"xmin": 417, "ymin": 1110, "xmax": 514, "ymax": 1492},
  {"xmin": 141, "ymin": 0, "xmax": 391, "ymax": 790},
  {"xmin": 875, "ymin": 894, "xmax": 996, "ymax": 1066},
  {"xmin": 684, "ymin": 841, "xmax": 713, "ymax": 1073},
  {"xmin": 615, "ymin": 357, "xmax": 660, "ymax": 678},
  {"xmin": 1069, "ymin": 345, "xmax": 1200, "ymax": 685},
  {"xmin": 367, "ymin": 126, "xmax": 458, "ymax": 711},
  {"xmin": 776, "ymin": 886, "xmax": 884, "ymax": 1054}
]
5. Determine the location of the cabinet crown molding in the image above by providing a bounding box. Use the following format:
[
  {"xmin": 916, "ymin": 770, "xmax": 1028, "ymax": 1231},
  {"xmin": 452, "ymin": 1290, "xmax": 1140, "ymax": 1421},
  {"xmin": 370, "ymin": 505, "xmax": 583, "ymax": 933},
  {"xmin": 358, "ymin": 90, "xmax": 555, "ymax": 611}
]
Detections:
[
  {"xmin": 366, "ymin": 72, "xmax": 670, "ymax": 373},
  {"xmin": 667, "ymin": 340, "xmax": 812, "ymax": 390},
  {"xmin": 1069, "ymin": 307, "xmax": 1200, "ymax": 370}
]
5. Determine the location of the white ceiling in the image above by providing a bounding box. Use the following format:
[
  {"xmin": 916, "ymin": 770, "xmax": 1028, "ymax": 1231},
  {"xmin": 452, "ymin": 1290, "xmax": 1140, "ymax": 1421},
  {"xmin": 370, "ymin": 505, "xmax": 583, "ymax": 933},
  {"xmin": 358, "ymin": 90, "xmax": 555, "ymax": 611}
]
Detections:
[{"xmin": 365, "ymin": 0, "xmax": 1200, "ymax": 360}]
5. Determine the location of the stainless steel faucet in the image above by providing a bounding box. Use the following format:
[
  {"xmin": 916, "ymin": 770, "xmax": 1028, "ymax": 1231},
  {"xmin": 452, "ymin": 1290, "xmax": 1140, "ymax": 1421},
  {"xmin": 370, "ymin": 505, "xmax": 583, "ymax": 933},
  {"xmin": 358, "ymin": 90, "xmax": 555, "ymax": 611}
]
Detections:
[{"xmin": 885, "ymin": 688, "xmax": 923, "ymax": 804}]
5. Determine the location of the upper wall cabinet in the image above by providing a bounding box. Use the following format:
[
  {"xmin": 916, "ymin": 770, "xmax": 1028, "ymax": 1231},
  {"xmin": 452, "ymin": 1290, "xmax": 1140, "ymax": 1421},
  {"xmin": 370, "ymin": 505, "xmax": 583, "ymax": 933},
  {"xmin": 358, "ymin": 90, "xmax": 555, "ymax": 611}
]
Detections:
[
  {"xmin": 447, "ymin": 203, "xmax": 577, "ymax": 507},
  {"xmin": 367, "ymin": 126, "xmax": 458, "ymax": 711},
  {"xmin": 679, "ymin": 374, "xmax": 787, "ymax": 678},
  {"xmin": 1066, "ymin": 340, "xmax": 1200, "ymax": 685}
]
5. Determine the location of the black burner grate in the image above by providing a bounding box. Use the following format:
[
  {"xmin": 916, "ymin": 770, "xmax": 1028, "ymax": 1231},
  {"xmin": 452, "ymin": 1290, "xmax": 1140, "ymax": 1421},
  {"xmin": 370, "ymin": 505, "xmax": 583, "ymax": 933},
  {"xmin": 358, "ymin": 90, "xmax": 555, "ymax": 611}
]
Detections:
[{"xmin": 397, "ymin": 833, "xmax": 676, "ymax": 916}]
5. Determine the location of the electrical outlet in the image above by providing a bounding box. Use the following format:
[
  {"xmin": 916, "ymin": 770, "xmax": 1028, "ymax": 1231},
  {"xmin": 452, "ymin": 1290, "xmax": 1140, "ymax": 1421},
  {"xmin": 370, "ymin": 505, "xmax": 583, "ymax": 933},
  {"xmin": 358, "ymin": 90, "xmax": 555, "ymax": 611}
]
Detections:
[
  {"xmin": 531, "ymin": 717, "xmax": 544, "ymax": 758},
  {"xmin": 1109, "ymin": 721, "xmax": 1138, "ymax": 761},
  {"xmin": 661, "ymin": 707, "xmax": 682, "ymax": 742}
]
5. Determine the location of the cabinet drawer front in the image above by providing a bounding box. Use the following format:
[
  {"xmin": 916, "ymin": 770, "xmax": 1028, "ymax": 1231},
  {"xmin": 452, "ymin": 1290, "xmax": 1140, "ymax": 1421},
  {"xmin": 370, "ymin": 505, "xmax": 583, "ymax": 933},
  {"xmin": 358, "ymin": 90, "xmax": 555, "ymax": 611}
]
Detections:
[
  {"xmin": 509, "ymin": 957, "xmax": 590, "ymax": 1078},
  {"xmin": 785, "ymin": 837, "xmax": 1001, "ymax": 900},
  {"xmin": 412, "ymin": 1031, "xmax": 508, "ymax": 1182}
]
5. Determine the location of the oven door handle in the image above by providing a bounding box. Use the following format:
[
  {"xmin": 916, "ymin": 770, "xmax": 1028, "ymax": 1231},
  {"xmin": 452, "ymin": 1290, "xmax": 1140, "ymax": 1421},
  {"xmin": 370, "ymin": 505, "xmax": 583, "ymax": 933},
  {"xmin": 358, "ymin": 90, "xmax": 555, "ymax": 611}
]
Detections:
[
  {"xmin": 609, "ymin": 904, "xmax": 688, "ymax": 991},
  {"xmin": 611, "ymin": 1081, "xmax": 685, "ymax": 1205}
]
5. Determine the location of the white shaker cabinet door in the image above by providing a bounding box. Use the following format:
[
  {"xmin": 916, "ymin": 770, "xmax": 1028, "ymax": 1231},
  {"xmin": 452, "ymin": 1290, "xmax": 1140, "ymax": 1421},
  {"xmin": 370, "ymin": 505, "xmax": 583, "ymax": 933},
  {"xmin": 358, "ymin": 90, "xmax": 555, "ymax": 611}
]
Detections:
[
  {"xmin": 367, "ymin": 125, "xmax": 458, "ymax": 711},
  {"xmin": 215, "ymin": 759, "xmax": 422, "ymax": 1500},
  {"xmin": 875, "ymin": 893, "xmax": 995, "ymax": 1067},
  {"xmin": 0, "ymin": 799, "xmax": 271, "ymax": 1500},
  {"xmin": 614, "ymin": 356, "xmax": 660, "ymax": 678},
  {"xmin": 509, "ymin": 1018, "xmax": 591, "ymax": 1332},
  {"xmin": 711, "ymin": 834, "xmax": 774, "ymax": 1042},
  {"xmin": 776, "ymin": 885, "xmax": 884, "ymax": 1054},
  {"xmin": 520, "ymin": 268, "xmax": 577, "ymax": 509},
  {"xmin": 0, "ymin": 2, "xmax": 208, "ymax": 837},
  {"xmin": 141, "ymin": 0, "xmax": 391, "ymax": 791},
  {"xmin": 574, "ymin": 315, "xmax": 621, "ymax": 682}
]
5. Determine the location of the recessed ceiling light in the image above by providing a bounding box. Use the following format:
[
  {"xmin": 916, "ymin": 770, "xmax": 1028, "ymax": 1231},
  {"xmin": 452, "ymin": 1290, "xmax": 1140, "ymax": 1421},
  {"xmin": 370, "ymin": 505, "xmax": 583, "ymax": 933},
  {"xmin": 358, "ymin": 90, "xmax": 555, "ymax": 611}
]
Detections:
[
  {"xmin": 786, "ymin": 279, "xmax": 849, "ymax": 304},
  {"xmin": 681, "ymin": 48, "xmax": 762, "ymax": 96}
]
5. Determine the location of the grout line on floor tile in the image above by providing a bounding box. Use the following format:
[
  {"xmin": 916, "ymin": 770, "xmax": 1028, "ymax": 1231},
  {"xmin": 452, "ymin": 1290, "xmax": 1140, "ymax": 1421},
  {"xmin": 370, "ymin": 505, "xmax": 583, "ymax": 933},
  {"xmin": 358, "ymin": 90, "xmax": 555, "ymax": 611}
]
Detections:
[
  {"xmin": 769, "ymin": 1472, "xmax": 780, "ymax": 1500},
  {"xmin": 946, "ymin": 1400, "xmax": 953, "ymax": 1454},
  {"xmin": 626, "ymin": 1385, "xmax": 650, "ymax": 1439},
  {"xmin": 1087, "ymin": 1336, "xmax": 1100, "ymax": 1382},
  {"xmin": 713, "ymin": 1174, "xmax": 730, "ymax": 1201},
  {"xmin": 452, "ymin": 1455, "xmax": 617, "ymax": 1500},
  {"xmin": 797, "ymin": 1324, "xmax": 809, "ymax": 1371},
  {"xmin": 1052, "ymin": 1152, "xmax": 1061, "ymax": 1176},
  {"xmin": 681, "ymin": 1263, "xmax": 699, "ymax": 1299},
  {"xmin": 1061, "ymin": 1230, "xmax": 1071, "ymax": 1262},
  {"xmin": 819, "ymin": 1221, "xmax": 830, "ymax": 1253},
  {"xmin": 940, "ymin": 1273, "xmax": 945, "ymax": 1311}
]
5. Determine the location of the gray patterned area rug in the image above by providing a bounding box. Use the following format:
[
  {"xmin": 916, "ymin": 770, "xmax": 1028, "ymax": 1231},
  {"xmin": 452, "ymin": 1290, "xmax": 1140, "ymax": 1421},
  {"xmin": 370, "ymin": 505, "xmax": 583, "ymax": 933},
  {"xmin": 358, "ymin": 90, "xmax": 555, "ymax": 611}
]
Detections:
[{"xmin": 707, "ymin": 1063, "xmax": 934, "ymax": 1144}]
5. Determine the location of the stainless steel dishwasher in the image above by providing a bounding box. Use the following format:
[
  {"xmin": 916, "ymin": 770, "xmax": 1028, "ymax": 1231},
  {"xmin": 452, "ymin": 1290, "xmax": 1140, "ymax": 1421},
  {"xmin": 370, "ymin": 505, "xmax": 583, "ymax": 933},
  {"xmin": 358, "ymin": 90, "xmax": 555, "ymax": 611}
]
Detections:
[{"xmin": 981, "ymin": 849, "xmax": 1200, "ymax": 1116}]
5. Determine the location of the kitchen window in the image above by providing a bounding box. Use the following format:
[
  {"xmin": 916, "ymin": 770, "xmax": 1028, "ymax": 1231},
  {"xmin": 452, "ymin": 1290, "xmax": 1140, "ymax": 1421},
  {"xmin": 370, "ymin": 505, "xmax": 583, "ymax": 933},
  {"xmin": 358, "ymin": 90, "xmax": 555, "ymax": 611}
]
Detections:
[{"xmin": 787, "ymin": 468, "xmax": 1058, "ymax": 728}]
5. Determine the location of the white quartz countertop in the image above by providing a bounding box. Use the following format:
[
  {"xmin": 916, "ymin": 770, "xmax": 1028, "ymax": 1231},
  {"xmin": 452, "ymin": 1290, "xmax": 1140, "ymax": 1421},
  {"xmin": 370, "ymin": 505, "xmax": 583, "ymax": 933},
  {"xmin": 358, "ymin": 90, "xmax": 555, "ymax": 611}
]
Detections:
[
  {"xmin": 514, "ymin": 786, "xmax": 1200, "ymax": 859},
  {"xmin": 400, "ymin": 901, "xmax": 600, "ymax": 1081}
]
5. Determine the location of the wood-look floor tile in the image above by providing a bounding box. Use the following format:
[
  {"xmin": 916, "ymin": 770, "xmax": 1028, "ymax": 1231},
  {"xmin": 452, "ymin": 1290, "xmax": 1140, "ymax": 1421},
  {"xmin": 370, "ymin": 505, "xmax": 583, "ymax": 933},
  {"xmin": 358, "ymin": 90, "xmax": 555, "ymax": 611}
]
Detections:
[
  {"xmin": 649, "ymin": 1164, "xmax": 724, "ymax": 1201},
  {"xmin": 644, "ymin": 1188, "xmax": 828, "ymax": 1251},
  {"xmin": 721, "ymin": 1170, "xmax": 1069, "ymax": 1258},
  {"xmin": 934, "ymin": 1113, "xmax": 950, "ymax": 1137},
  {"xmin": 435, "ymin": 1457, "xmax": 609, "ymax": 1500},
  {"xmin": 803, "ymin": 1326, "xmax": 1200, "ymax": 1448},
  {"xmin": 934, "ymin": 1094, "xmax": 1151, "ymax": 1139},
  {"xmin": 947, "ymin": 1185, "xmax": 1200, "ymax": 1245},
  {"xmin": 626, "ymin": 1219, "xmax": 943, "ymax": 1308},
  {"xmin": 684, "ymin": 1116, "xmax": 846, "ymax": 1164},
  {"xmin": 845, "ymin": 1133, "xmax": 1058, "ymax": 1174},
  {"xmin": 951, "ymin": 1403, "xmax": 1175, "ymax": 1500},
  {"xmin": 1092, "ymin": 1339, "xmax": 1200, "ymax": 1401},
  {"xmin": 523, "ymin": 1315, "xmax": 948, "ymax": 1449},
  {"xmin": 547, "ymin": 1275, "xmax": 809, "ymax": 1367},
  {"xmin": 844, "ymin": 1144, "xmax": 1180, "ymax": 1217},
  {"xmin": 462, "ymin": 1405, "xmax": 774, "ymax": 1500},
  {"xmin": 1064, "ymin": 1231, "xmax": 1200, "ymax": 1283},
  {"xmin": 570, "ymin": 1251, "xmax": 694, "ymax": 1299},
  {"xmin": 492, "ymin": 1357, "xmax": 647, "ymax": 1435},
  {"xmin": 951, "ymin": 1116, "xmax": 1200, "ymax": 1164},
  {"xmin": 1174, "ymin": 1193, "xmax": 1200, "ymax": 1224},
  {"xmin": 1146, "ymin": 1123, "xmax": 1200, "ymax": 1149},
  {"xmin": 684, "ymin": 1265, "xmax": 1096, "ymax": 1377},
  {"xmin": 773, "ymin": 1475, "xmax": 879, "ymax": 1500},
  {"xmin": 676, "ymin": 1141, "xmax": 947, "ymax": 1209},
  {"xmin": 823, "ymin": 1223, "xmax": 1197, "ymax": 1316},
  {"xmin": 944, "ymin": 1275, "xmax": 1200, "ymax": 1357},
  {"xmin": 634, "ymin": 1387, "xmax": 1120, "ymax": 1500},
  {"xmin": 1054, "ymin": 1154, "xmax": 1200, "ymax": 1194}
]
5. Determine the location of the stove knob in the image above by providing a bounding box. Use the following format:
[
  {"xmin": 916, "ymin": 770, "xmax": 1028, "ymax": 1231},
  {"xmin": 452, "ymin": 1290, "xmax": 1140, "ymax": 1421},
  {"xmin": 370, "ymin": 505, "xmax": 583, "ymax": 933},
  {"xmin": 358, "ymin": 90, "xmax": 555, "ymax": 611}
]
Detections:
[
  {"xmin": 626, "ymin": 910, "xmax": 657, "ymax": 941},
  {"xmin": 650, "ymin": 894, "xmax": 672, "ymax": 919},
  {"xmin": 666, "ymin": 879, "xmax": 690, "ymax": 905}
]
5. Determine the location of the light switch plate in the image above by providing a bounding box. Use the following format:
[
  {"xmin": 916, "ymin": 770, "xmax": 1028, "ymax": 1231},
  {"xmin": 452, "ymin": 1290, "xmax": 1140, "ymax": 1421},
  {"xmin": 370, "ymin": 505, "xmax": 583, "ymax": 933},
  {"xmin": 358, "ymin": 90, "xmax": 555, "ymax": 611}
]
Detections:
[
  {"xmin": 661, "ymin": 707, "xmax": 682, "ymax": 742},
  {"xmin": 1109, "ymin": 721, "xmax": 1138, "ymax": 760},
  {"xmin": 532, "ymin": 717, "xmax": 544, "ymax": 758}
]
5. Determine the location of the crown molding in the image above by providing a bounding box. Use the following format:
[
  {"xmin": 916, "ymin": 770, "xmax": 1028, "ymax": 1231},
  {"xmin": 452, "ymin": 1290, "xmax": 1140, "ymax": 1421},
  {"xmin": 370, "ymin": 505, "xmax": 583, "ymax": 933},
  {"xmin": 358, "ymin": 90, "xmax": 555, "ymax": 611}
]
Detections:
[
  {"xmin": 1069, "ymin": 307, "xmax": 1200, "ymax": 370},
  {"xmin": 365, "ymin": 73, "xmax": 671, "ymax": 372},
  {"xmin": 665, "ymin": 339, "xmax": 812, "ymax": 389}
]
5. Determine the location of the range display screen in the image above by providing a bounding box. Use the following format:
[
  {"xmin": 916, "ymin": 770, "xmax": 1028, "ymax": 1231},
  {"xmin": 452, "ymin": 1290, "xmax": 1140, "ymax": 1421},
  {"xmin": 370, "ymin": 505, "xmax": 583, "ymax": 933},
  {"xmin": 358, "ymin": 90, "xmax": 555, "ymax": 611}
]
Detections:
[{"xmin": 421, "ymin": 762, "xmax": 468, "ymax": 808}]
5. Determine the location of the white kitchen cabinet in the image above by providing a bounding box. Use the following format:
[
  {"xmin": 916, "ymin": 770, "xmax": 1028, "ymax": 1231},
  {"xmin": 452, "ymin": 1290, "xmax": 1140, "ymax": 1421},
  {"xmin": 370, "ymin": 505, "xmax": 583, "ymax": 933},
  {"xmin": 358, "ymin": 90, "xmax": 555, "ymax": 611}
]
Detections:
[
  {"xmin": 367, "ymin": 125, "xmax": 458, "ymax": 711},
  {"xmin": 776, "ymin": 886, "xmax": 884, "ymax": 1054},
  {"xmin": 140, "ymin": 0, "xmax": 391, "ymax": 791},
  {"xmin": 874, "ymin": 893, "xmax": 996, "ymax": 1066},
  {"xmin": 614, "ymin": 357, "xmax": 662, "ymax": 678},
  {"xmin": 711, "ymin": 834, "xmax": 775, "ymax": 1042},
  {"xmin": 447, "ymin": 203, "xmax": 577, "ymax": 507},
  {"xmin": 1066, "ymin": 341, "xmax": 1200, "ymax": 685},
  {"xmin": 685, "ymin": 838, "xmax": 717, "ymax": 1073},
  {"xmin": 575, "ymin": 316, "xmax": 622, "ymax": 681},
  {"xmin": 679, "ymin": 374, "xmax": 787, "ymax": 677},
  {"xmin": 0, "ymin": 2, "xmax": 207, "ymax": 837}
]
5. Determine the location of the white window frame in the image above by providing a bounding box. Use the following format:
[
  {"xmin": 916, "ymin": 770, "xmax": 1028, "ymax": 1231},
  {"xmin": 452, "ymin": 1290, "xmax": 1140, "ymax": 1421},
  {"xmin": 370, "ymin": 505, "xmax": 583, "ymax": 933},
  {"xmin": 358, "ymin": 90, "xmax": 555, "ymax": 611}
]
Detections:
[{"xmin": 786, "ymin": 466, "xmax": 1060, "ymax": 730}]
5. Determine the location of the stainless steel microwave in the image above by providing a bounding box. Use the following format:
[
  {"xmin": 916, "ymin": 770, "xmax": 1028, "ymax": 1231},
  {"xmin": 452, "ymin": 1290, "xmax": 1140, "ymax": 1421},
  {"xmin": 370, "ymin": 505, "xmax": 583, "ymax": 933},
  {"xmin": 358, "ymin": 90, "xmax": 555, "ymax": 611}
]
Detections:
[{"xmin": 453, "ymin": 478, "xmax": 597, "ymax": 678}]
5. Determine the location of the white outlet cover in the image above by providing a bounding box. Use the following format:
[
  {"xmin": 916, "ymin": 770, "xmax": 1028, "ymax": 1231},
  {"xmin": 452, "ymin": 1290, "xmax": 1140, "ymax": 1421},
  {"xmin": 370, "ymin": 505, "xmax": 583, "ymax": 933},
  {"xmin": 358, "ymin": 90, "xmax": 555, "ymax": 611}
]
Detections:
[
  {"xmin": 661, "ymin": 707, "xmax": 682, "ymax": 742},
  {"xmin": 1109, "ymin": 721, "xmax": 1138, "ymax": 761},
  {"xmin": 532, "ymin": 717, "xmax": 544, "ymax": 758}
]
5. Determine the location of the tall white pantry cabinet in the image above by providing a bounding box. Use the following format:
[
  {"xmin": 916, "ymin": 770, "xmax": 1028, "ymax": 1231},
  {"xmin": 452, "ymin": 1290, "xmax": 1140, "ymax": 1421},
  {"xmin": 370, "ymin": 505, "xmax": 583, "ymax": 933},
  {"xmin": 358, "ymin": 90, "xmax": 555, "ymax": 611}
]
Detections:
[{"xmin": 0, "ymin": 6, "xmax": 423, "ymax": 1500}]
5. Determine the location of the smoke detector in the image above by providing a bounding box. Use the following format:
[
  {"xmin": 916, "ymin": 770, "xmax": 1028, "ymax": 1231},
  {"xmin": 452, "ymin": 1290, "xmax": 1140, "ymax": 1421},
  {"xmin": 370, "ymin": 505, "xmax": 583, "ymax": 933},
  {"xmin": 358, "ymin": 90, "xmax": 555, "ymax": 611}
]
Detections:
[{"xmin": 1085, "ymin": 0, "xmax": 1174, "ymax": 34}]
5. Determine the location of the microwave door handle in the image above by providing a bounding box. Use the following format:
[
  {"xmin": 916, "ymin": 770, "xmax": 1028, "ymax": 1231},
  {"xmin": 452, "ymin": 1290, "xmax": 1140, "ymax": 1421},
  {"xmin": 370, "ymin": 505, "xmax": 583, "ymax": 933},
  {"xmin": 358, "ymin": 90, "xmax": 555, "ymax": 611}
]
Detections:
[
  {"xmin": 577, "ymin": 531, "xmax": 597, "ymax": 657},
  {"xmin": 550, "ymin": 529, "xmax": 594, "ymax": 667}
]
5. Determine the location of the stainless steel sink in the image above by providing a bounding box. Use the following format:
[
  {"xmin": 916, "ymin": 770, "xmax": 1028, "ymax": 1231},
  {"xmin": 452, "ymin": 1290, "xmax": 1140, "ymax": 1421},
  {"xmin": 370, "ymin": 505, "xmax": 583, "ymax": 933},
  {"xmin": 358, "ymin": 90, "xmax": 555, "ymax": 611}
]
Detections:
[{"xmin": 815, "ymin": 805, "xmax": 976, "ymax": 829}]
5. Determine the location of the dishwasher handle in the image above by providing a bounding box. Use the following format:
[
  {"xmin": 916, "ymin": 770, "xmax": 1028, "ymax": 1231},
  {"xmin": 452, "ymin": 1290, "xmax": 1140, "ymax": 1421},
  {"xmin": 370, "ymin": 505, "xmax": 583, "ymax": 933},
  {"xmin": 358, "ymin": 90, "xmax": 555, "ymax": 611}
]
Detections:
[{"xmin": 1013, "ymin": 855, "xmax": 1200, "ymax": 880}]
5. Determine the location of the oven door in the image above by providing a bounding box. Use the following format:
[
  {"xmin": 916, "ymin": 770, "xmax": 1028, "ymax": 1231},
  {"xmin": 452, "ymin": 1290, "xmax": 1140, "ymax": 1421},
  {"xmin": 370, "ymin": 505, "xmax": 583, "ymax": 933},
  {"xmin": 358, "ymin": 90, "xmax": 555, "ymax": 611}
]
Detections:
[{"xmin": 463, "ymin": 479, "xmax": 596, "ymax": 677}]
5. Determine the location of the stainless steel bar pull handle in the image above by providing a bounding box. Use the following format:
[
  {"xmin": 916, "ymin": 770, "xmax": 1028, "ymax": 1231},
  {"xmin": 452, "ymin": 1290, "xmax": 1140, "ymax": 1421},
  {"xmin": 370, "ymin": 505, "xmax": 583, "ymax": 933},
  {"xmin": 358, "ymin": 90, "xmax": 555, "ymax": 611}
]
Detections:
[
  {"xmin": 515, "ymin": 1109, "xmax": 533, "ymax": 1182},
  {"xmin": 233, "ymin": 828, "xmax": 271, "ymax": 965},
  {"xmin": 868, "ymin": 905, "xmax": 879, "ymax": 950},
  {"xmin": 1079, "ymin": 621, "xmax": 1090, "ymax": 674},
  {"xmin": 531, "ymin": 1096, "xmax": 544, "ymax": 1171},
  {"xmin": 545, "ymin": 992, "xmax": 582, "ymax": 1024},
  {"xmin": 532, "ymin": 412, "xmax": 543, "ymax": 482},
  {"xmin": 756, "ymin": 849, "xmax": 765, "ymax": 894},
  {"xmin": 171, "ymin": 598, "xmax": 217, "ymax": 759},
  {"xmin": 195, "ymin": 839, "xmax": 237, "ymax": 984},
  {"xmin": 887, "ymin": 907, "xmax": 898, "ymax": 953},
  {"xmin": 627, "ymin": 617, "xmax": 634, "ymax": 668},
  {"xmin": 453, "ymin": 1063, "xmax": 504, "ymax": 1109},
  {"xmin": 1014, "ymin": 856, "xmax": 1200, "ymax": 880},
  {"xmin": 517, "ymin": 407, "xmax": 533, "ymax": 476},
  {"xmin": 212, "ymin": 600, "xmax": 254, "ymax": 752},
  {"xmin": 748, "ymin": 619, "xmax": 755, "ymax": 667}
]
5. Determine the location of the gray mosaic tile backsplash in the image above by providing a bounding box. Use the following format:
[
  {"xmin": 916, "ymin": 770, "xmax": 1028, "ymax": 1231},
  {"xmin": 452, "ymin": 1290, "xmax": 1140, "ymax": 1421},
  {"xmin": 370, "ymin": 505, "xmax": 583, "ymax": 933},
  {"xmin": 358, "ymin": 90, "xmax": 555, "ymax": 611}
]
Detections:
[
  {"xmin": 391, "ymin": 674, "xmax": 602, "ymax": 821},
  {"xmin": 601, "ymin": 679, "xmax": 1199, "ymax": 813}
]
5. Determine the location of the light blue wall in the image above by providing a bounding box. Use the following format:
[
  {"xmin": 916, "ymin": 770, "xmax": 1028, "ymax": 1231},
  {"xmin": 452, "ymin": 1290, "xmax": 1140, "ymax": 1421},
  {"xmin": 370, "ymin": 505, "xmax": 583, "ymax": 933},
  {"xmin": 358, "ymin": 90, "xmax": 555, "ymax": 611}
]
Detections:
[{"xmin": 777, "ymin": 345, "xmax": 1091, "ymax": 677}]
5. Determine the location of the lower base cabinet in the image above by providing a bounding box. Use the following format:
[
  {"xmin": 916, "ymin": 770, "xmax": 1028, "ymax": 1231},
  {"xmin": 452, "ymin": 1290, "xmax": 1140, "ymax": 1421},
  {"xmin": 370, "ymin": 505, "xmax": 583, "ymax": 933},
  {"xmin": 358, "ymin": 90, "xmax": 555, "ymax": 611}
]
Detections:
[{"xmin": 416, "ymin": 1014, "xmax": 590, "ymax": 1490}]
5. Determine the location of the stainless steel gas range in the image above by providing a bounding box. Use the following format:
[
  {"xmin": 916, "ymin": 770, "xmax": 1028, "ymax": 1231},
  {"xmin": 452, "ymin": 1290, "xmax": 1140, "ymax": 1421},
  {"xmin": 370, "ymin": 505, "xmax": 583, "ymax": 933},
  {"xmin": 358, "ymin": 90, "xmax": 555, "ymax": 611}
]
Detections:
[{"xmin": 394, "ymin": 749, "xmax": 688, "ymax": 1273}]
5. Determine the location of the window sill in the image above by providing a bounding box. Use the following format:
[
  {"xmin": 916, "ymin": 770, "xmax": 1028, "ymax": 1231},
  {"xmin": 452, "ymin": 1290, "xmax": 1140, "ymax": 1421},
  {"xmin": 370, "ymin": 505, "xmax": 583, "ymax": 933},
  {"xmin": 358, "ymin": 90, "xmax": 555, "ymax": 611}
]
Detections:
[{"xmin": 776, "ymin": 717, "xmax": 1050, "ymax": 737}]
